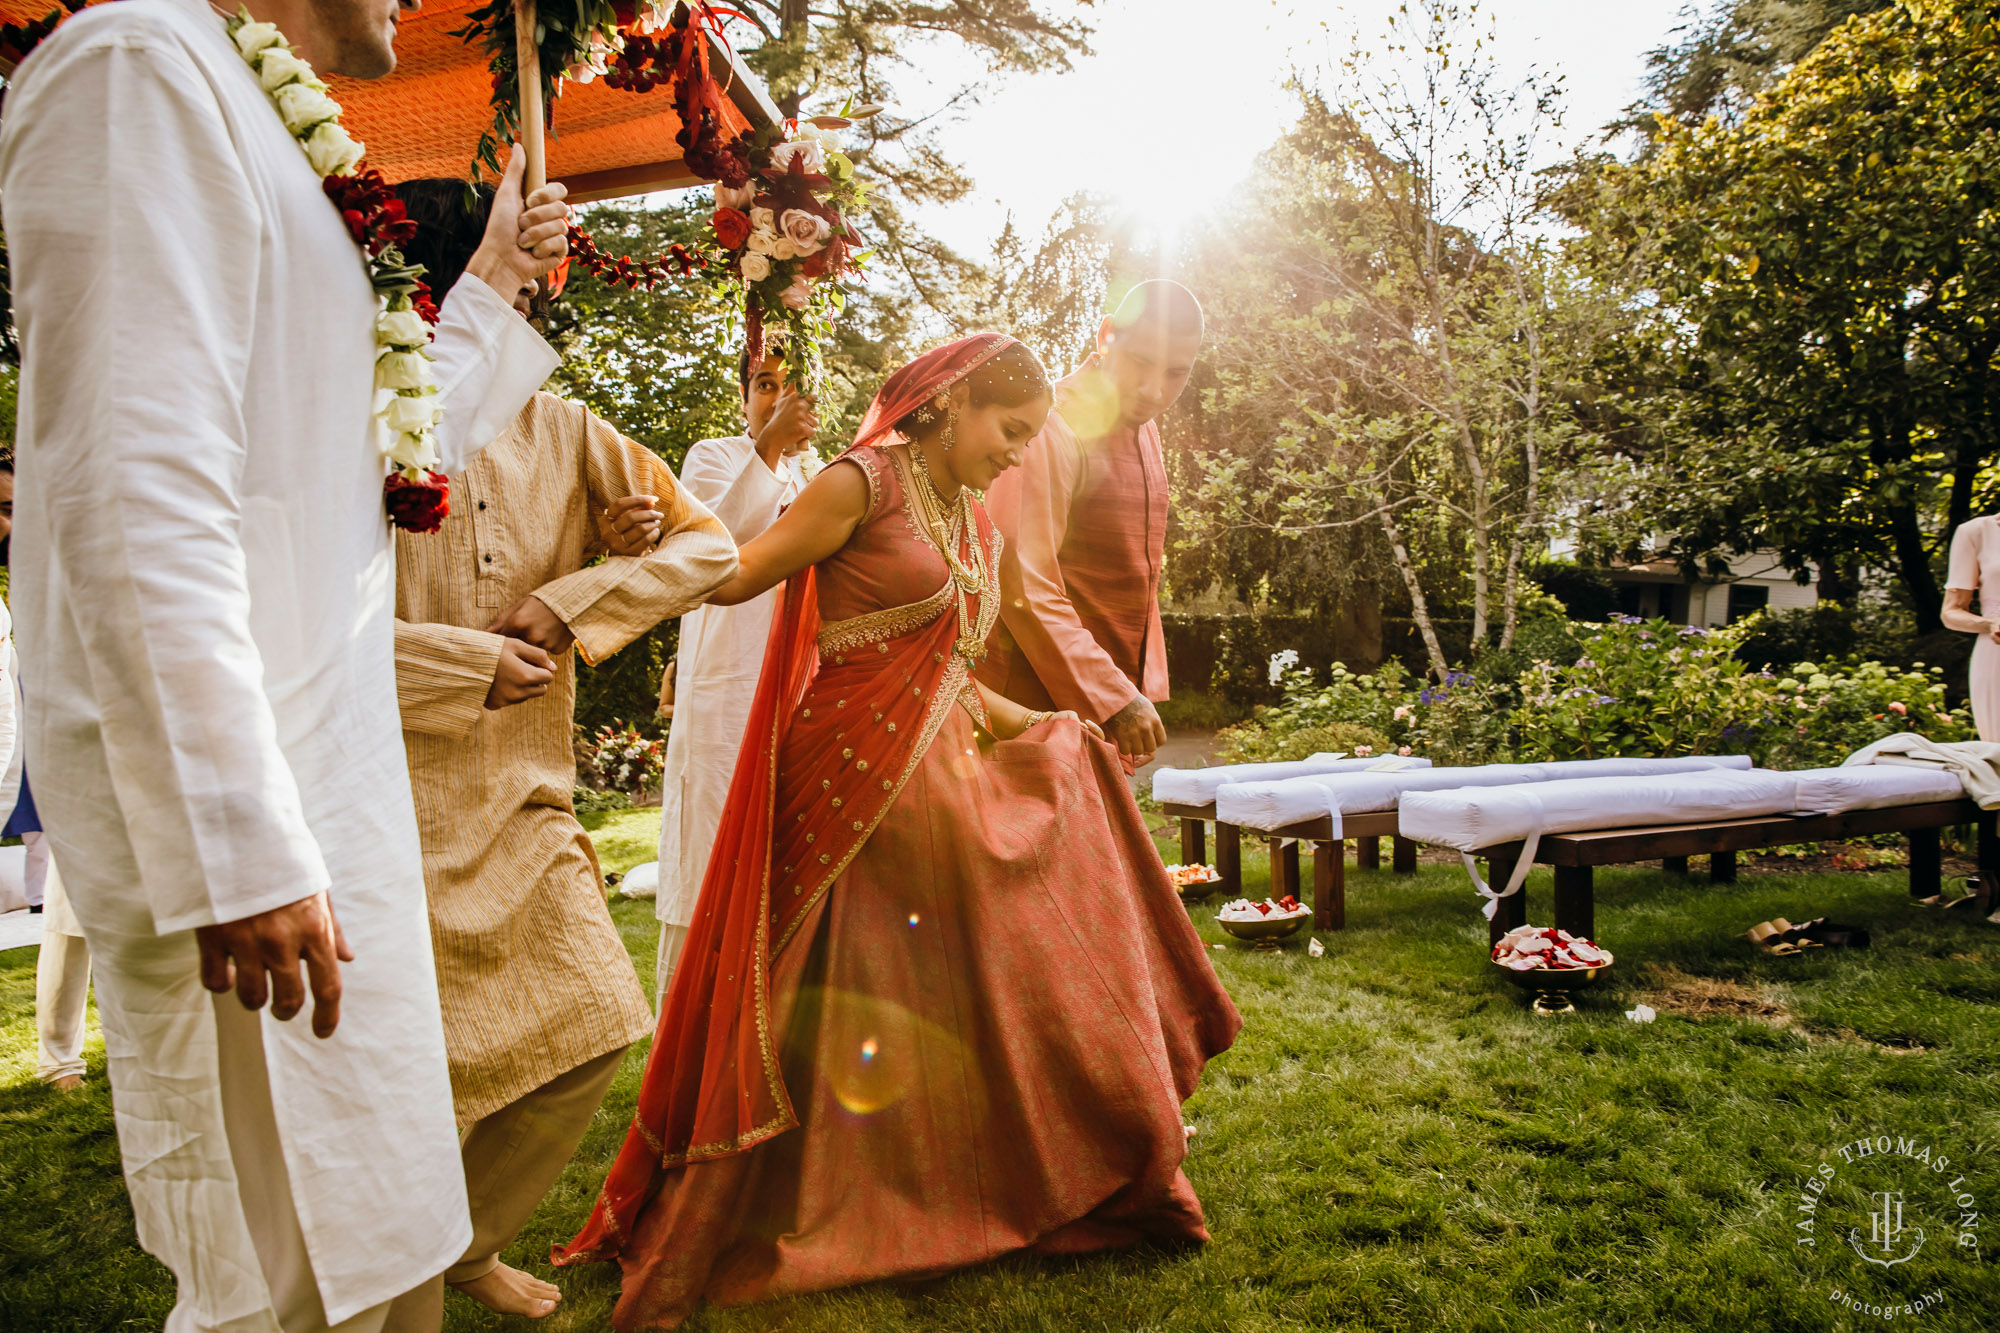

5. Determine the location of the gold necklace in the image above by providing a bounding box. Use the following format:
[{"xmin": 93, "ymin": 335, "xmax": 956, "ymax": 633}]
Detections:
[
  {"xmin": 908, "ymin": 442, "xmax": 986, "ymax": 594},
  {"xmin": 907, "ymin": 442, "xmax": 990, "ymax": 664}
]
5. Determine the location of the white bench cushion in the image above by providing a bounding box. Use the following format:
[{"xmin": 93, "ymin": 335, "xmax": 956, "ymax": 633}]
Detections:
[
  {"xmin": 1151, "ymin": 754, "xmax": 1431, "ymax": 807},
  {"xmin": 1398, "ymin": 768, "xmax": 1802, "ymax": 853},
  {"xmin": 1215, "ymin": 755, "xmax": 1753, "ymax": 836},
  {"xmin": 1789, "ymin": 764, "xmax": 1965, "ymax": 814}
]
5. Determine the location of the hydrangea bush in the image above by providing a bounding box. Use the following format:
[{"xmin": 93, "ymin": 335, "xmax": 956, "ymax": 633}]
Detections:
[
  {"xmin": 1211, "ymin": 659, "xmax": 1405, "ymax": 764},
  {"xmin": 1215, "ymin": 616, "xmax": 1972, "ymax": 770},
  {"xmin": 1513, "ymin": 616, "xmax": 1972, "ymax": 766}
]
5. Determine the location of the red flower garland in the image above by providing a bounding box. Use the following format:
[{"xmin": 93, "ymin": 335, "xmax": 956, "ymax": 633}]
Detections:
[
  {"xmin": 323, "ymin": 168, "xmax": 419, "ymax": 258},
  {"xmin": 383, "ymin": 469, "xmax": 452, "ymax": 534},
  {"xmin": 318, "ymin": 165, "xmax": 448, "ymax": 529},
  {"xmin": 564, "ymin": 220, "xmax": 702, "ymax": 292},
  {"xmin": 566, "ymin": 4, "xmax": 752, "ymax": 291}
]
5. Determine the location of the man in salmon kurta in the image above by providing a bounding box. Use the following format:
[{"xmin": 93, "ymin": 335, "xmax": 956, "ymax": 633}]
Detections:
[
  {"xmin": 980, "ymin": 280, "xmax": 1206, "ymax": 769},
  {"xmin": 389, "ymin": 182, "xmax": 738, "ymax": 1325}
]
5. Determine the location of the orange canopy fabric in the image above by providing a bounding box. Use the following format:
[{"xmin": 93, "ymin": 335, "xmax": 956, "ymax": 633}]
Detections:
[{"xmin": 0, "ymin": 0, "xmax": 776, "ymax": 201}]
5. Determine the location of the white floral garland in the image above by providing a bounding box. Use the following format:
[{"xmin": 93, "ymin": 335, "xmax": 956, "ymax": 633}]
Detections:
[{"xmin": 224, "ymin": 8, "xmax": 443, "ymax": 478}]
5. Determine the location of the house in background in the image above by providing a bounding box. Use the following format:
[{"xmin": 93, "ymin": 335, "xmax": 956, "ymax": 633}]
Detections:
[{"xmin": 1605, "ymin": 548, "xmax": 1818, "ymax": 627}]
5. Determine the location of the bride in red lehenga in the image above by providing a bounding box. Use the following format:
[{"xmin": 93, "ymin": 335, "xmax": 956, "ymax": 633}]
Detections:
[{"xmin": 556, "ymin": 333, "xmax": 1241, "ymax": 1329}]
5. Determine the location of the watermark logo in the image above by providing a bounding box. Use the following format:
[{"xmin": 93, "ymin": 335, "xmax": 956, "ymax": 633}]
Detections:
[
  {"xmin": 1789, "ymin": 1131, "xmax": 1981, "ymax": 1321},
  {"xmin": 1852, "ymin": 1190, "xmax": 1923, "ymax": 1268}
]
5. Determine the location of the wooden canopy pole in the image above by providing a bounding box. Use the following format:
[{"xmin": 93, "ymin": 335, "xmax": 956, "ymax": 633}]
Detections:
[{"xmin": 513, "ymin": 0, "xmax": 546, "ymax": 192}]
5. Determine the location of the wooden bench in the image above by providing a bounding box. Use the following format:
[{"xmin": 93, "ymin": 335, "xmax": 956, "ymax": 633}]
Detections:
[
  {"xmin": 1161, "ymin": 802, "xmax": 1420, "ymax": 931},
  {"xmin": 1463, "ymin": 798, "xmax": 1995, "ymax": 944}
]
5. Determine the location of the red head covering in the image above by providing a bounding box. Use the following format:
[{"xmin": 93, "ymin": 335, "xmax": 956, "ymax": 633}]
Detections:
[{"xmin": 847, "ymin": 331, "xmax": 1025, "ymax": 454}]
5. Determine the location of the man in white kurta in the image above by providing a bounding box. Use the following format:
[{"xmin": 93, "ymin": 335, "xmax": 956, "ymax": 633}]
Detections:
[
  {"xmin": 0, "ymin": 1, "xmax": 561, "ymax": 1328},
  {"xmin": 654, "ymin": 356, "xmax": 818, "ymax": 998}
]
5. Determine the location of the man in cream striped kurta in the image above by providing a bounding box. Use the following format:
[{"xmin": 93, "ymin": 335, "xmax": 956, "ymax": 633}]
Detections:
[{"xmin": 394, "ymin": 390, "xmax": 735, "ymax": 1316}]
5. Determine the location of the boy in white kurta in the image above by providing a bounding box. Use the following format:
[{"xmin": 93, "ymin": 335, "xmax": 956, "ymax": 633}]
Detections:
[
  {"xmin": 0, "ymin": 1, "xmax": 565, "ymax": 1328},
  {"xmin": 654, "ymin": 354, "xmax": 819, "ymax": 997}
]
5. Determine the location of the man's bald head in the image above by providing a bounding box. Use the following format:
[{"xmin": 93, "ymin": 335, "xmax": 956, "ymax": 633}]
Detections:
[
  {"xmin": 1092, "ymin": 279, "xmax": 1206, "ymax": 430},
  {"xmin": 1108, "ymin": 279, "xmax": 1205, "ymax": 344}
]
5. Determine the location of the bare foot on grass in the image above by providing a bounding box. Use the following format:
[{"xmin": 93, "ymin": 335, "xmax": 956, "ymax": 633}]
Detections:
[
  {"xmin": 449, "ymin": 1263, "xmax": 560, "ymax": 1318},
  {"xmin": 50, "ymin": 1074, "xmax": 83, "ymax": 1093}
]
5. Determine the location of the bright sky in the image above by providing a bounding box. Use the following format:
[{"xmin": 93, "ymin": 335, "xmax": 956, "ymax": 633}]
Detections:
[{"xmin": 901, "ymin": 0, "xmax": 1696, "ymax": 259}]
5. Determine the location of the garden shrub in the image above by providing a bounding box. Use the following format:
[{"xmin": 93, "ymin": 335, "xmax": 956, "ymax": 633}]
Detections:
[
  {"xmin": 1731, "ymin": 601, "xmax": 1918, "ymax": 672},
  {"xmin": 1158, "ymin": 691, "xmax": 1251, "ymax": 732},
  {"xmin": 1209, "ymin": 659, "xmax": 1409, "ymax": 765},
  {"xmin": 572, "ymin": 786, "xmax": 633, "ymax": 813},
  {"xmin": 1212, "ymin": 719, "xmax": 1392, "ymax": 764},
  {"xmin": 1510, "ymin": 616, "xmax": 1972, "ymax": 766},
  {"xmin": 1209, "ymin": 616, "xmax": 1972, "ymax": 771},
  {"xmin": 1401, "ymin": 670, "xmax": 1512, "ymax": 765}
]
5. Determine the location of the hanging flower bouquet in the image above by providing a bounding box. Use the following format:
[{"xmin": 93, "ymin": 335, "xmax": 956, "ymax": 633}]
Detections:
[{"xmin": 452, "ymin": 0, "xmax": 867, "ymax": 389}]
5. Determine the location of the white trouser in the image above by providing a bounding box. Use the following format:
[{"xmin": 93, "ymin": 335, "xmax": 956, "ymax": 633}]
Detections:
[
  {"xmin": 655, "ymin": 920, "xmax": 689, "ymax": 1007},
  {"xmin": 34, "ymin": 936, "xmax": 90, "ymax": 1083},
  {"xmin": 34, "ymin": 857, "xmax": 90, "ymax": 1083},
  {"xmin": 195, "ymin": 997, "xmax": 436, "ymax": 1333},
  {"xmin": 22, "ymin": 829, "xmax": 49, "ymax": 908}
]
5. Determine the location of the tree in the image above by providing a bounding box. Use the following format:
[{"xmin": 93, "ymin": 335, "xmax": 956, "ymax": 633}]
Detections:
[
  {"xmin": 1620, "ymin": 0, "xmax": 1893, "ymax": 146},
  {"xmin": 729, "ymin": 0, "xmax": 1097, "ymax": 310},
  {"xmin": 1577, "ymin": 0, "xmax": 2000, "ymax": 633},
  {"xmin": 548, "ymin": 194, "xmax": 916, "ymax": 467},
  {"xmin": 974, "ymin": 192, "xmax": 1158, "ymax": 373},
  {"xmin": 1181, "ymin": 2, "xmax": 1617, "ymax": 677}
]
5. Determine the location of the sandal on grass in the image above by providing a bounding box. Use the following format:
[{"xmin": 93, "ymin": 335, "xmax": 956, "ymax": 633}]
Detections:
[
  {"xmin": 1744, "ymin": 919, "xmax": 1809, "ymax": 956},
  {"xmin": 1916, "ymin": 879, "xmax": 1982, "ymax": 910},
  {"xmin": 1789, "ymin": 917, "xmax": 1871, "ymax": 949}
]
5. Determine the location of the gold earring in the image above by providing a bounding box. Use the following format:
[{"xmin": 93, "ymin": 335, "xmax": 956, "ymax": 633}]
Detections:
[{"xmin": 941, "ymin": 406, "xmax": 958, "ymax": 452}]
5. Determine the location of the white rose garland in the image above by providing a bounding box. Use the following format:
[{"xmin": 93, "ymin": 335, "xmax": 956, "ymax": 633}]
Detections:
[{"xmin": 223, "ymin": 7, "xmax": 445, "ymax": 493}]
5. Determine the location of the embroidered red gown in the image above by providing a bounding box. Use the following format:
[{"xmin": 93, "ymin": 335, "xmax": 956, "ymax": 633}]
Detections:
[{"xmin": 559, "ymin": 429, "xmax": 1239, "ymax": 1329}]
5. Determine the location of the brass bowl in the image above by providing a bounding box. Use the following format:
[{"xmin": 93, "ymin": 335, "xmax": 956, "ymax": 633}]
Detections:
[
  {"xmin": 1218, "ymin": 910, "xmax": 1311, "ymax": 951},
  {"xmin": 1494, "ymin": 957, "xmax": 1613, "ymax": 1016},
  {"xmin": 1174, "ymin": 872, "xmax": 1223, "ymax": 902}
]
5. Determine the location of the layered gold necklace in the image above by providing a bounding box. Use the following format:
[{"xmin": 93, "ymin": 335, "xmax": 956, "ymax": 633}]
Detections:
[{"xmin": 907, "ymin": 441, "xmax": 990, "ymax": 663}]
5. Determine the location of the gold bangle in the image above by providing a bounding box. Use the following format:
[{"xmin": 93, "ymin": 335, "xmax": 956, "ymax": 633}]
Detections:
[{"xmin": 1022, "ymin": 710, "xmax": 1054, "ymax": 730}]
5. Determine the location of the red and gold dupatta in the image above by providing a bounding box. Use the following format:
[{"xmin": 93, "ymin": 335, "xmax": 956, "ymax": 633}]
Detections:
[{"xmin": 559, "ymin": 334, "xmax": 1018, "ymax": 1263}]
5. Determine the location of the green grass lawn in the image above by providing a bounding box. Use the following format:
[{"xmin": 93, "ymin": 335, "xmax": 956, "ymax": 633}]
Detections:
[{"xmin": 4, "ymin": 808, "xmax": 1997, "ymax": 1330}]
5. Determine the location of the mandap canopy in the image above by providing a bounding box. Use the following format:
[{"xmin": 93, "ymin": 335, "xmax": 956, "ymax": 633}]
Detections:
[
  {"xmin": 0, "ymin": 0, "xmax": 779, "ymax": 199},
  {"xmin": 327, "ymin": 0, "xmax": 780, "ymax": 202},
  {"xmin": 0, "ymin": 0, "xmax": 866, "ymax": 386}
]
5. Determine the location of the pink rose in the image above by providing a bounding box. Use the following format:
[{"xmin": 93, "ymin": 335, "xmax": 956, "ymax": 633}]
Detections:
[
  {"xmin": 1888, "ymin": 701, "xmax": 1907, "ymax": 715},
  {"xmin": 779, "ymin": 277, "xmax": 811, "ymax": 311},
  {"xmin": 769, "ymin": 138, "xmax": 826, "ymax": 175},
  {"xmin": 779, "ymin": 208, "xmax": 832, "ymax": 255}
]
